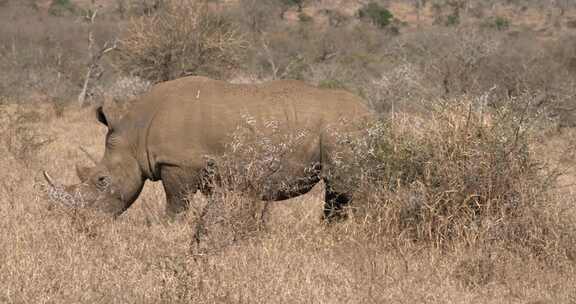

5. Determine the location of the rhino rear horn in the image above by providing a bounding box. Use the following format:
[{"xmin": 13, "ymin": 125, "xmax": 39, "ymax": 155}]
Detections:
[{"xmin": 76, "ymin": 164, "xmax": 92, "ymax": 183}]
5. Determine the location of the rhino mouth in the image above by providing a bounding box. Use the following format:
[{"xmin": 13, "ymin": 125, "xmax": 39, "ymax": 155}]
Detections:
[{"xmin": 43, "ymin": 170, "xmax": 129, "ymax": 216}]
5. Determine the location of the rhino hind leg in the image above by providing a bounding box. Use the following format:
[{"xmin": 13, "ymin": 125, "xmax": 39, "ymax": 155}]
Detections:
[{"xmin": 323, "ymin": 180, "xmax": 352, "ymax": 220}]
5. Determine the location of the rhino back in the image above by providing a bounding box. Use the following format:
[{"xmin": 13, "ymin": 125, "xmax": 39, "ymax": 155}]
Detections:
[{"xmin": 137, "ymin": 76, "xmax": 371, "ymax": 172}]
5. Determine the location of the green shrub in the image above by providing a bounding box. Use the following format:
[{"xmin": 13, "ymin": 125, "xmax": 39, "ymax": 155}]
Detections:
[
  {"xmin": 357, "ymin": 2, "xmax": 394, "ymax": 29},
  {"xmin": 49, "ymin": 0, "xmax": 76, "ymax": 16},
  {"xmin": 482, "ymin": 16, "xmax": 511, "ymax": 31},
  {"xmin": 281, "ymin": 0, "xmax": 304, "ymax": 12},
  {"xmin": 494, "ymin": 16, "xmax": 510, "ymax": 30},
  {"xmin": 445, "ymin": 13, "xmax": 459, "ymax": 26}
]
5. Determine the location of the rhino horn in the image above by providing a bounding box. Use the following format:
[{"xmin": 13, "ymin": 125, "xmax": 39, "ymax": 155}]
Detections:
[
  {"xmin": 43, "ymin": 170, "xmax": 57, "ymax": 188},
  {"xmin": 43, "ymin": 170, "xmax": 86, "ymax": 208},
  {"xmin": 79, "ymin": 146, "xmax": 98, "ymax": 164}
]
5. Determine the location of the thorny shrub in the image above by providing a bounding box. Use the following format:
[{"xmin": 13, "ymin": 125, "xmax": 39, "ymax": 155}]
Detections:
[
  {"xmin": 186, "ymin": 113, "xmax": 315, "ymax": 252},
  {"xmin": 333, "ymin": 96, "xmax": 574, "ymax": 259},
  {"xmin": 211, "ymin": 115, "xmax": 312, "ymax": 197}
]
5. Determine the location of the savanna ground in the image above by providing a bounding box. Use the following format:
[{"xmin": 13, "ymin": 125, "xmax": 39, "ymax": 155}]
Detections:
[{"xmin": 2, "ymin": 0, "xmax": 576, "ymax": 303}]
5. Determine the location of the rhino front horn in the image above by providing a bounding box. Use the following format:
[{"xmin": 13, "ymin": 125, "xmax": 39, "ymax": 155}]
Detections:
[{"xmin": 43, "ymin": 170, "xmax": 57, "ymax": 188}]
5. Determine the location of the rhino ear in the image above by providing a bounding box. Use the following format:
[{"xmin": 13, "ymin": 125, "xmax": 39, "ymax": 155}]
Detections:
[
  {"xmin": 76, "ymin": 164, "xmax": 92, "ymax": 183},
  {"xmin": 96, "ymin": 106, "xmax": 118, "ymax": 130}
]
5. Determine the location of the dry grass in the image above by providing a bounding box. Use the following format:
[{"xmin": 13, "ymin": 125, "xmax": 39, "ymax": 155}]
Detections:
[
  {"xmin": 2, "ymin": 1, "xmax": 576, "ymax": 302},
  {"xmin": 0, "ymin": 101, "xmax": 575, "ymax": 303}
]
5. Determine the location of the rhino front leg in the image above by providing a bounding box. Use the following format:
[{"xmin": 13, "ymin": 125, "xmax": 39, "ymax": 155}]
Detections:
[
  {"xmin": 160, "ymin": 165, "xmax": 213, "ymax": 255},
  {"xmin": 160, "ymin": 166, "xmax": 201, "ymax": 218}
]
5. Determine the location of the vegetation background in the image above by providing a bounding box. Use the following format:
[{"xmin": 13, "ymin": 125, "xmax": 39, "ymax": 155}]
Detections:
[{"xmin": 2, "ymin": 0, "xmax": 576, "ymax": 302}]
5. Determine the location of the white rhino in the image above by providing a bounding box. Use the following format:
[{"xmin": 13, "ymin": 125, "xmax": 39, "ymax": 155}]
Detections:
[{"xmin": 44, "ymin": 76, "xmax": 373, "ymax": 218}]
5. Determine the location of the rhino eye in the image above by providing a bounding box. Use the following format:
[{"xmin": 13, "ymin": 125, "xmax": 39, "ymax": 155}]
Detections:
[{"xmin": 96, "ymin": 176, "xmax": 111, "ymax": 191}]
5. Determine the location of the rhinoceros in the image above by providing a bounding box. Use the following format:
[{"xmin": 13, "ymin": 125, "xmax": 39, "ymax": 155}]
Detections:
[{"xmin": 44, "ymin": 76, "xmax": 373, "ymax": 218}]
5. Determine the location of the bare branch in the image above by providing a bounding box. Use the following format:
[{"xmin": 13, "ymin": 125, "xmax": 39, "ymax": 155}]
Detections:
[
  {"xmin": 78, "ymin": 6, "xmax": 117, "ymax": 106},
  {"xmin": 260, "ymin": 35, "xmax": 279, "ymax": 79}
]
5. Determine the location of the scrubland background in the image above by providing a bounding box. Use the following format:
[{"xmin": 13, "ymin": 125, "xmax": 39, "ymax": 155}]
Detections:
[{"xmin": 2, "ymin": 0, "xmax": 576, "ymax": 303}]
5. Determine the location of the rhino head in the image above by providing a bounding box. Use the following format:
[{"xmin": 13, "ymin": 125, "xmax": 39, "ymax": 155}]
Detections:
[{"xmin": 44, "ymin": 106, "xmax": 146, "ymax": 216}]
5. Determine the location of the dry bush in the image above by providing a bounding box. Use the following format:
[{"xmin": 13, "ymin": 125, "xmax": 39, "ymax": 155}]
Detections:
[
  {"xmin": 186, "ymin": 115, "xmax": 317, "ymax": 252},
  {"xmin": 211, "ymin": 116, "xmax": 314, "ymax": 197},
  {"xmin": 388, "ymin": 27, "xmax": 504, "ymax": 100},
  {"xmin": 356, "ymin": 62, "xmax": 436, "ymax": 113},
  {"xmin": 116, "ymin": 0, "xmax": 165, "ymax": 17},
  {"xmin": 115, "ymin": 0, "xmax": 247, "ymax": 82},
  {"xmin": 236, "ymin": 7, "xmax": 392, "ymax": 83},
  {"xmin": 248, "ymin": 26, "xmax": 311, "ymax": 80},
  {"xmin": 92, "ymin": 75, "xmax": 152, "ymax": 105},
  {"xmin": 373, "ymin": 27, "xmax": 576, "ymax": 116},
  {"xmin": 334, "ymin": 96, "xmax": 574, "ymax": 260},
  {"xmin": 233, "ymin": 0, "xmax": 284, "ymax": 36},
  {"xmin": 295, "ymin": 26, "xmax": 576, "ymax": 118}
]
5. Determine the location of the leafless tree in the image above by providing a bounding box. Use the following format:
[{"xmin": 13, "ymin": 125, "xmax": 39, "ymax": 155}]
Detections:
[{"xmin": 78, "ymin": 6, "xmax": 117, "ymax": 106}]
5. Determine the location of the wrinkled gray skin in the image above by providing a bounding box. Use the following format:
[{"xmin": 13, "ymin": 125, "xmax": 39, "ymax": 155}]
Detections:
[{"xmin": 45, "ymin": 76, "xmax": 373, "ymax": 218}]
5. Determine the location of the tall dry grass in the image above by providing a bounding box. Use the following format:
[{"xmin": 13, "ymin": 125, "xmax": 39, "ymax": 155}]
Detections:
[
  {"xmin": 1, "ymin": 1, "xmax": 576, "ymax": 302},
  {"xmin": 1, "ymin": 98, "xmax": 575, "ymax": 303}
]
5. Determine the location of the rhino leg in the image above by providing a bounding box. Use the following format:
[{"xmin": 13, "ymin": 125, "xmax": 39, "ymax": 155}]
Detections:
[
  {"xmin": 323, "ymin": 179, "xmax": 352, "ymax": 220},
  {"xmin": 160, "ymin": 166, "xmax": 201, "ymax": 218}
]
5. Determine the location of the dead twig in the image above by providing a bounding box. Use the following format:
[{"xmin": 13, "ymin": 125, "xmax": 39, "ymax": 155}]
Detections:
[{"xmin": 78, "ymin": 7, "xmax": 118, "ymax": 106}]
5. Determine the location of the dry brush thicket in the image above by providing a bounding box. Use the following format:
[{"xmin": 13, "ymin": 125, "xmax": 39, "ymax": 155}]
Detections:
[
  {"xmin": 2, "ymin": 0, "xmax": 576, "ymax": 303},
  {"xmin": 114, "ymin": 1, "xmax": 247, "ymax": 82}
]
